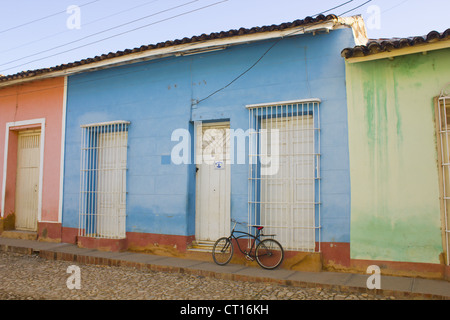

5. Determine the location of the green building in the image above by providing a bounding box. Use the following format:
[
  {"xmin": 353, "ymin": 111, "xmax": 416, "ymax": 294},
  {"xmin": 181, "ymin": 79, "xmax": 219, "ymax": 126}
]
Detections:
[{"xmin": 342, "ymin": 29, "xmax": 450, "ymax": 279}]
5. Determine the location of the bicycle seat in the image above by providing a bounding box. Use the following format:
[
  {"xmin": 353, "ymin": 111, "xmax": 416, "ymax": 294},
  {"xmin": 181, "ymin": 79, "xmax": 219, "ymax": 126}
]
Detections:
[{"xmin": 253, "ymin": 226, "xmax": 264, "ymax": 231}]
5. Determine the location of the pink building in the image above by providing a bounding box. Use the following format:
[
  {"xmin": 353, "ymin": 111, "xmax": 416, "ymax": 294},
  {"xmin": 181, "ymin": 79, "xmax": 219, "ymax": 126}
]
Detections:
[{"xmin": 0, "ymin": 77, "xmax": 66, "ymax": 241}]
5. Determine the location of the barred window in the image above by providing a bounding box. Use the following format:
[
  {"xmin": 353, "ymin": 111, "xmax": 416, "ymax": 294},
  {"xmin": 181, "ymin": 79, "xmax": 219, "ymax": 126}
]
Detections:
[
  {"xmin": 436, "ymin": 95, "xmax": 450, "ymax": 265},
  {"xmin": 78, "ymin": 121, "xmax": 130, "ymax": 239},
  {"xmin": 247, "ymin": 99, "xmax": 321, "ymax": 252}
]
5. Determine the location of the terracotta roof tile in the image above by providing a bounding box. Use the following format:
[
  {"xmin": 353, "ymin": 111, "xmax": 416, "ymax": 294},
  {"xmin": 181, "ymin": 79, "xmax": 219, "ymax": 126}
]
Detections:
[
  {"xmin": 341, "ymin": 28, "xmax": 450, "ymax": 59},
  {"xmin": 0, "ymin": 14, "xmax": 337, "ymax": 83}
]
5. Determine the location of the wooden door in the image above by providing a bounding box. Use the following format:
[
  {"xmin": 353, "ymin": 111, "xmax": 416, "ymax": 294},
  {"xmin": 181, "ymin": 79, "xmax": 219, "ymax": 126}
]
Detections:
[
  {"xmin": 15, "ymin": 131, "xmax": 41, "ymax": 231},
  {"xmin": 195, "ymin": 122, "xmax": 231, "ymax": 241}
]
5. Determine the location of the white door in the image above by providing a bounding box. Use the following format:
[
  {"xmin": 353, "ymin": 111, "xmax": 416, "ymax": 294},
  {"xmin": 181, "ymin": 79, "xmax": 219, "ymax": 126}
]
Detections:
[
  {"xmin": 195, "ymin": 122, "xmax": 231, "ymax": 241},
  {"xmin": 15, "ymin": 131, "xmax": 41, "ymax": 231},
  {"xmin": 96, "ymin": 131, "xmax": 127, "ymax": 238},
  {"xmin": 260, "ymin": 115, "xmax": 315, "ymax": 251}
]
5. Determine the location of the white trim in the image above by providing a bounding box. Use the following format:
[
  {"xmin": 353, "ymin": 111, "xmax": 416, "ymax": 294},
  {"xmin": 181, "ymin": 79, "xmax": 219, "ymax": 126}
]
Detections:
[
  {"xmin": 246, "ymin": 98, "xmax": 322, "ymax": 109},
  {"xmin": 80, "ymin": 120, "xmax": 131, "ymax": 128},
  {"xmin": 1, "ymin": 118, "xmax": 45, "ymax": 223},
  {"xmin": 1, "ymin": 126, "xmax": 9, "ymax": 218},
  {"xmin": 58, "ymin": 76, "xmax": 68, "ymax": 223},
  {"xmin": 39, "ymin": 121, "xmax": 45, "ymax": 223}
]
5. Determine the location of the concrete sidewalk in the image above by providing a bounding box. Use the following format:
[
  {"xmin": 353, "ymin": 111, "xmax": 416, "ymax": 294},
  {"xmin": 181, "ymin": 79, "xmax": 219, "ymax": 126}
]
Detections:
[{"xmin": 0, "ymin": 236, "xmax": 448, "ymax": 300}]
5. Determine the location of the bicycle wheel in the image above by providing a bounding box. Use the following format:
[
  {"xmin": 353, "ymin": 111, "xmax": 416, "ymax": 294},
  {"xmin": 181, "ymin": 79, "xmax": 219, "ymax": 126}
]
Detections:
[
  {"xmin": 212, "ymin": 237, "xmax": 234, "ymax": 266},
  {"xmin": 255, "ymin": 239, "xmax": 284, "ymax": 269}
]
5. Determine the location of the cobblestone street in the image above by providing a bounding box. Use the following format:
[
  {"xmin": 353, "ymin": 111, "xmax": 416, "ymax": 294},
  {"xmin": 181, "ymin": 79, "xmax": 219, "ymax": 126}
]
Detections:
[{"xmin": 0, "ymin": 251, "xmax": 393, "ymax": 301}]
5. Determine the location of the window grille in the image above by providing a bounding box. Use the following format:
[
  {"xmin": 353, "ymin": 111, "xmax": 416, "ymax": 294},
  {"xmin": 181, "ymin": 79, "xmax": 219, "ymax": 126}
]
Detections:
[
  {"xmin": 78, "ymin": 121, "xmax": 130, "ymax": 239},
  {"xmin": 437, "ymin": 95, "xmax": 450, "ymax": 265},
  {"xmin": 247, "ymin": 99, "xmax": 321, "ymax": 252}
]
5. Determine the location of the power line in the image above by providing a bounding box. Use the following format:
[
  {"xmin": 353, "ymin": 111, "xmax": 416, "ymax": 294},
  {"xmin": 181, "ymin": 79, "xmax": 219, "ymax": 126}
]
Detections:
[
  {"xmin": 2, "ymin": 0, "xmax": 161, "ymax": 55},
  {"xmin": 0, "ymin": 0, "xmax": 370, "ymax": 96},
  {"xmin": 0, "ymin": 19, "xmax": 339, "ymax": 100},
  {"xmin": 0, "ymin": 0, "xmax": 228, "ymax": 74},
  {"xmin": 339, "ymin": 0, "xmax": 372, "ymax": 15},
  {"xmin": 312, "ymin": 0, "xmax": 354, "ymax": 17},
  {"xmin": 196, "ymin": 0, "xmax": 374, "ymax": 105},
  {"xmin": 0, "ymin": 0, "xmax": 200, "ymax": 68},
  {"xmin": 381, "ymin": 0, "xmax": 410, "ymax": 14},
  {"xmin": 196, "ymin": 38, "xmax": 282, "ymax": 105},
  {"xmin": 0, "ymin": 0, "xmax": 101, "ymax": 34}
]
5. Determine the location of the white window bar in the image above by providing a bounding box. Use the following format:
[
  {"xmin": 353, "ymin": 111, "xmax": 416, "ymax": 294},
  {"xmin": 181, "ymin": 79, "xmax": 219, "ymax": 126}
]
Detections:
[
  {"xmin": 437, "ymin": 95, "xmax": 450, "ymax": 266},
  {"xmin": 78, "ymin": 121, "xmax": 130, "ymax": 239},
  {"xmin": 247, "ymin": 99, "xmax": 321, "ymax": 252}
]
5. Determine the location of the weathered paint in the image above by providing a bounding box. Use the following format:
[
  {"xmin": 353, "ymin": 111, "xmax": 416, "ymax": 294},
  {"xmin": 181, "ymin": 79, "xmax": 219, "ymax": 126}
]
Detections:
[
  {"xmin": 62, "ymin": 28, "xmax": 357, "ymax": 259},
  {"xmin": 346, "ymin": 48, "xmax": 450, "ymax": 264},
  {"xmin": 0, "ymin": 78, "xmax": 64, "ymax": 227}
]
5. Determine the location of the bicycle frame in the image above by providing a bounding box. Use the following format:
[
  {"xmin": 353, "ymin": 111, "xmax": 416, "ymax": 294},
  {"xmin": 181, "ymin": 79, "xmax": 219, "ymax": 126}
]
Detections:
[{"xmin": 226, "ymin": 220, "xmax": 268, "ymax": 259}]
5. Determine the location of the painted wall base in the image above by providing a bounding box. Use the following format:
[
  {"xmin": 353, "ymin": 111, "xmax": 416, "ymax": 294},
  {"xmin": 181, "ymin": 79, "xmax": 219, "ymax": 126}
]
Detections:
[
  {"xmin": 126, "ymin": 232, "xmax": 195, "ymax": 255},
  {"xmin": 59, "ymin": 228, "xmax": 450, "ymax": 280},
  {"xmin": 0, "ymin": 213, "xmax": 15, "ymax": 233},
  {"xmin": 0, "ymin": 220, "xmax": 61, "ymax": 242},
  {"xmin": 37, "ymin": 222, "xmax": 62, "ymax": 242},
  {"xmin": 349, "ymin": 258, "xmax": 448, "ymax": 280},
  {"xmin": 77, "ymin": 236, "xmax": 128, "ymax": 252}
]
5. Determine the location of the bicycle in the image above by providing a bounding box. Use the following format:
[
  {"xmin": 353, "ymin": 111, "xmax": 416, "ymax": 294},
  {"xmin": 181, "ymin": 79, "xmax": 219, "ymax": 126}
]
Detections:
[{"xmin": 212, "ymin": 219, "xmax": 284, "ymax": 270}]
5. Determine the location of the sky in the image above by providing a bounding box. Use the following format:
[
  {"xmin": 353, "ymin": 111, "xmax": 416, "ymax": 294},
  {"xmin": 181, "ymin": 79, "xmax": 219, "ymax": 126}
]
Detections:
[{"xmin": 0, "ymin": 0, "xmax": 448, "ymax": 76}]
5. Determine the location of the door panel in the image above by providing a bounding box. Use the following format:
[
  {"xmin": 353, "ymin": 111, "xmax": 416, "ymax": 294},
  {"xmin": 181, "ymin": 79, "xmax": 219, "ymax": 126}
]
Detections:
[
  {"xmin": 195, "ymin": 123, "xmax": 230, "ymax": 241},
  {"xmin": 96, "ymin": 131, "xmax": 127, "ymax": 238},
  {"xmin": 260, "ymin": 116, "xmax": 315, "ymax": 250},
  {"xmin": 15, "ymin": 131, "xmax": 41, "ymax": 231}
]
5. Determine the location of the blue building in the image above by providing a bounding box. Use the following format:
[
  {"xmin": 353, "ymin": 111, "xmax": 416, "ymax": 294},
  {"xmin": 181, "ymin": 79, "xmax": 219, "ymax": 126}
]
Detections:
[{"xmin": 58, "ymin": 14, "xmax": 367, "ymax": 268}]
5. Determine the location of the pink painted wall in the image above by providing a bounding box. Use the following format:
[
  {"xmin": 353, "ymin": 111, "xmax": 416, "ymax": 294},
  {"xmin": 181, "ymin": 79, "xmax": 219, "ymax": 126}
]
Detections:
[{"xmin": 0, "ymin": 77, "xmax": 64, "ymax": 222}]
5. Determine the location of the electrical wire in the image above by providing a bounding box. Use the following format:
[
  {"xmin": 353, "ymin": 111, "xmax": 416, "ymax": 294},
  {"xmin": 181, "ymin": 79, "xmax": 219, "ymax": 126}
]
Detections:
[
  {"xmin": 0, "ymin": 0, "xmax": 101, "ymax": 34},
  {"xmin": 381, "ymin": 0, "xmax": 410, "ymax": 14},
  {"xmin": 2, "ymin": 0, "xmax": 161, "ymax": 54},
  {"xmin": 196, "ymin": 38, "xmax": 283, "ymax": 105},
  {"xmin": 196, "ymin": 0, "xmax": 376, "ymax": 104},
  {"xmin": 312, "ymin": 0, "xmax": 354, "ymax": 17},
  {"xmin": 0, "ymin": 0, "xmax": 201, "ymax": 69},
  {"xmin": 0, "ymin": 0, "xmax": 228, "ymax": 74},
  {"xmin": 0, "ymin": 0, "xmax": 372, "ymax": 99},
  {"xmin": 339, "ymin": 0, "xmax": 372, "ymax": 15}
]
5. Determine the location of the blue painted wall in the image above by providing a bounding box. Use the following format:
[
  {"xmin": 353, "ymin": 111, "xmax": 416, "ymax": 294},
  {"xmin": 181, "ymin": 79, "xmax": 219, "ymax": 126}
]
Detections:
[{"xmin": 62, "ymin": 28, "xmax": 356, "ymax": 244}]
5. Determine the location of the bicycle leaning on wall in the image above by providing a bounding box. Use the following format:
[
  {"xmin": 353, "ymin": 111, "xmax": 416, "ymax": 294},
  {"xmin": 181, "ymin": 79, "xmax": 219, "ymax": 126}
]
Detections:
[{"xmin": 212, "ymin": 219, "xmax": 284, "ymax": 270}]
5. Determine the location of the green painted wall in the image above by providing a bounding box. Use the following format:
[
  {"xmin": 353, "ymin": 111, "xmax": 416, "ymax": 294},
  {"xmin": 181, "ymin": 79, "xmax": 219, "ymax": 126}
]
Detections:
[{"xmin": 346, "ymin": 48, "xmax": 450, "ymax": 264}]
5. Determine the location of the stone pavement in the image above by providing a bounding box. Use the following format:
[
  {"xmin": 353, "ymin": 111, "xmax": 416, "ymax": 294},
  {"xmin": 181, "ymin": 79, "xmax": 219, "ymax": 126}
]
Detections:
[{"xmin": 0, "ymin": 237, "xmax": 449, "ymax": 300}]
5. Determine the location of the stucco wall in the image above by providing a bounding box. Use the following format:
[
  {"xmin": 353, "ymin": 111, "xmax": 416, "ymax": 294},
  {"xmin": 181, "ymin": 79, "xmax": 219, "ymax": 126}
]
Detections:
[
  {"xmin": 0, "ymin": 78, "xmax": 64, "ymax": 222},
  {"xmin": 62, "ymin": 28, "xmax": 356, "ymax": 246},
  {"xmin": 346, "ymin": 48, "xmax": 450, "ymax": 264}
]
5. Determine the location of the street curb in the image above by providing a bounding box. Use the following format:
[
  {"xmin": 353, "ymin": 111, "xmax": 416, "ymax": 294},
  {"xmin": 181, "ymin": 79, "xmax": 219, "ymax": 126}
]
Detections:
[{"xmin": 0, "ymin": 242, "xmax": 449, "ymax": 300}]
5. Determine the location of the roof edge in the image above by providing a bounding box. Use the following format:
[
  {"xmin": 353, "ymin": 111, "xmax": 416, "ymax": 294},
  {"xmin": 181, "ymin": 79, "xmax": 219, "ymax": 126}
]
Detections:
[
  {"xmin": 0, "ymin": 14, "xmax": 346, "ymax": 88},
  {"xmin": 341, "ymin": 28, "xmax": 450, "ymax": 62}
]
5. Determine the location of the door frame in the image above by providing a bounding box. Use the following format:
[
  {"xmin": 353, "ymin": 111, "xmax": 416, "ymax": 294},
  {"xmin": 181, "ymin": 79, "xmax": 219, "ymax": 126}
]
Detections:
[
  {"xmin": 1, "ymin": 118, "xmax": 45, "ymax": 223},
  {"xmin": 194, "ymin": 121, "xmax": 231, "ymax": 241}
]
